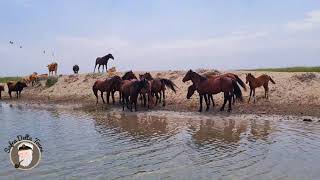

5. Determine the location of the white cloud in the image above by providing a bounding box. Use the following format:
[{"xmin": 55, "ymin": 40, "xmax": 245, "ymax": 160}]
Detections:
[{"xmin": 286, "ymin": 10, "xmax": 320, "ymax": 32}]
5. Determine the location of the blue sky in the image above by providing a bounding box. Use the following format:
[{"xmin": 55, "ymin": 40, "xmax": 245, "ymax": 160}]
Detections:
[{"xmin": 0, "ymin": 0, "xmax": 320, "ymax": 76}]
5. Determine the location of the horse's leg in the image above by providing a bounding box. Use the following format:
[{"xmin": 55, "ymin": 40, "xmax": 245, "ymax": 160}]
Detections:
[
  {"xmin": 94, "ymin": 64, "xmax": 97, "ymax": 73},
  {"xmin": 122, "ymin": 95, "xmax": 125, "ymax": 111},
  {"xmin": 162, "ymin": 90, "xmax": 166, "ymax": 106},
  {"xmin": 101, "ymin": 91, "xmax": 105, "ymax": 104},
  {"xmin": 9, "ymin": 90, "xmax": 12, "ymax": 99},
  {"xmin": 253, "ymin": 89, "xmax": 256, "ymax": 103},
  {"xmin": 204, "ymin": 95, "xmax": 209, "ymax": 111},
  {"xmin": 143, "ymin": 94, "xmax": 147, "ymax": 107},
  {"xmin": 248, "ymin": 88, "xmax": 252, "ymax": 103},
  {"xmin": 159, "ymin": 91, "xmax": 162, "ymax": 103},
  {"xmin": 199, "ymin": 94, "xmax": 203, "ymax": 112},
  {"xmin": 220, "ymin": 92, "xmax": 227, "ymax": 111},
  {"xmin": 134, "ymin": 97, "xmax": 138, "ymax": 111},
  {"xmin": 155, "ymin": 93, "xmax": 159, "ymax": 106},
  {"xmin": 210, "ymin": 94, "xmax": 215, "ymax": 108},
  {"xmin": 98, "ymin": 64, "xmax": 101, "ymax": 73},
  {"xmin": 16, "ymin": 91, "xmax": 19, "ymax": 99},
  {"xmin": 105, "ymin": 64, "xmax": 108, "ymax": 72},
  {"xmin": 228, "ymin": 92, "xmax": 232, "ymax": 112},
  {"xmin": 106, "ymin": 91, "xmax": 110, "ymax": 104},
  {"xmin": 264, "ymin": 84, "xmax": 269, "ymax": 99},
  {"xmin": 112, "ymin": 90, "xmax": 115, "ymax": 104}
]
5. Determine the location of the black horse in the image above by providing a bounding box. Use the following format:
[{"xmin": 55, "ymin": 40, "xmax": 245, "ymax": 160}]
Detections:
[
  {"xmin": 94, "ymin": 53, "xmax": 114, "ymax": 73},
  {"xmin": 73, "ymin": 65, "xmax": 79, "ymax": 74}
]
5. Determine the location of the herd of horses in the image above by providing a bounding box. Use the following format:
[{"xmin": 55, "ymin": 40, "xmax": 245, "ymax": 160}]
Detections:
[{"xmin": 0, "ymin": 53, "xmax": 276, "ymax": 113}]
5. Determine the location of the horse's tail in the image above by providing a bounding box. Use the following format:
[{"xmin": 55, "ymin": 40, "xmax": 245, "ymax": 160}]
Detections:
[
  {"xmin": 92, "ymin": 81, "xmax": 98, "ymax": 98},
  {"xmin": 234, "ymin": 74, "xmax": 247, "ymax": 91},
  {"xmin": 160, "ymin": 79, "xmax": 177, "ymax": 93},
  {"xmin": 232, "ymin": 80, "xmax": 243, "ymax": 102},
  {"xmin": 269, "ymin": 76, "xmax": 276, "ymax": 84}
]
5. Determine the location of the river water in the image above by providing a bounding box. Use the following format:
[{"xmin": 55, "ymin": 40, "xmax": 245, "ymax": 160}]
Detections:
[{"xmin": 1, "ymin": 102, "xmax": 320, "ymax": 179}]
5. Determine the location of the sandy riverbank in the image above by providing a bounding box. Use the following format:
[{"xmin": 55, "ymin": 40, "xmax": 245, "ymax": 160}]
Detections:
[{"xmin": 1, "ymin": 70, "xmax": 320, "ymax": 117}]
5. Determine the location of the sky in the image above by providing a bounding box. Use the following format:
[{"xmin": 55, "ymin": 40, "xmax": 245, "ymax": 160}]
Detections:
[{"xmin": 0, "ymin": 0, "xmax": 320, "ymax": 76}]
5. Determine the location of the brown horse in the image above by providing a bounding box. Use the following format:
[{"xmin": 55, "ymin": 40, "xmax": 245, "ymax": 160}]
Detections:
[
  {"xmin": 187, "ymin": 84, "xmax": 215, "ymax": 108},
  {"xmin": 245, "ymin": 73, "xmax": 275, "ymax": 103},
  {"xmin": 121, "ymin": 79, "xmax": 150, "ymax": 111},
  {"xmin": 122, "ymin": 70, "xmax": 137, "ymax": 80},
  {"xmin": 94, "ymin": 54, "xmax": 114, "ymax": 73},
  {"xmin": 0, "ymin": 85, "xmax": 4, "ymax": 99},
  {"xmin": 140, "ymin": 72, "xmax": 177, "ymax": 106},
  {"xmin": 47, "ymin": 63, "xmax": 58, "ymax": 76},
  {"xmin": 7, "ymin": 81, "xmax": 27, "ymax": 99},
  {"xmin": 92, "ymin": 78, "xmax": 114, "ymax": 104},
  {"xmin": 183, "ymin": 70, "xmax": 243, "ymax": 112},
  {"xmin": 193, "ymin": 72, "xmax": 247, "ymax": 107}
]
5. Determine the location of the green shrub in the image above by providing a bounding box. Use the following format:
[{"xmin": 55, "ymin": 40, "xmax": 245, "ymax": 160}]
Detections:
[{"xmin": 46, "ymin": 77, "xmax": 58, "ymax": 87}]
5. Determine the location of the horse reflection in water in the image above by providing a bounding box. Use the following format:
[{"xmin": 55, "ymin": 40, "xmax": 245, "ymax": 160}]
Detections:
[
  {"xmin": 191, "ymin": 119, "xmax": 272, "ymax": 145},
  {"xmin": 92, "ymin": 112, "xmax": 168, "ymax": 139}
]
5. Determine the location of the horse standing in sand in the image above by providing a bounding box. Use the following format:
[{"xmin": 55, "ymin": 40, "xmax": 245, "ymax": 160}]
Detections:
[
  {"xmin": 0, "ymin": 85, "xmax": 4, "ymax": 99},
  {"xmin": 183, "ymin": 70, "xmax": 243, "ymax": 112},
  {"xmin": 93, "ymin": 76, "xmax": 122, "ymax": 105},
  {"xmin": 140, "ymin": 72, "xmax": 177, "ymax": 107},
  {"xmin": 120, "ymin": 78, "xmax": 150, "ymax": 112},
  {"xmin": 7, "ymin": 81, "xmax": 27, "ymax": 99},
  {"xmin": 94, "ymin": 54, "xmax": 114, "ymax": 73},
  {"xmin": 245, "ymin": 73, "xmax": 275, "ymax": 103},
  {"xmin": 47, "ymin": 63, "xmax": 58, "ymax": 76},
  {"xmin": 190, "ymin": 72, "xmax": 247, "ymax": 109}
]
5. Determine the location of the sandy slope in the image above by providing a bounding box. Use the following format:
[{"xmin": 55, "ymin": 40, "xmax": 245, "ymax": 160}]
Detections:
[{"xmin": 1, "ymin": 70, "xmax": 320, "ymax": 116}]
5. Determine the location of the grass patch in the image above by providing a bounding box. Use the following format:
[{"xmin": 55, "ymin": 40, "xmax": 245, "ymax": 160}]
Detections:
[
  {"xmin": 0, "ymin": 76, "xmax": 22, "ymax": 83},
  {"xmin": 46, "ymin": 77, "xmax": 58, "ymax": 87},
  {"xmin": 241, "ymin": 66, "xmax": 320, "ymax": 72}
]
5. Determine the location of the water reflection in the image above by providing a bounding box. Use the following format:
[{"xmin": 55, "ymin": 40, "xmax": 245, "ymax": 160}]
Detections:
[{"xmin": 92, "ymin": 112, "xmax": 168, "ymax": 139}]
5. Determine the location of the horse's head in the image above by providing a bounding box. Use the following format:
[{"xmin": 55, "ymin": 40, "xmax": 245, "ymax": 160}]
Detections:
[
  {"xmin": 245, "ymin": 73, "xmax": 253, "ymax": 84},
  {"xmin": 122, "ymin": 70, "xmax": 137, "ymax": 80},
  {"xmin": 182, "ymin": 69, "xmax": 193, "ymax": 82},
  {"xmin": 187, "ymin": 84, "xmax": 196, "ymax": 99},
  {"xmin": 143, "ymin": 72, "xmax": 153, "ymax": 80},
  {"xmin": 17, "ymin": 81, "xmax": 27, "ymax": 88},
  {"xmin": 139, "ymin": 74, "xmax": 145, "ymax": 80},
  {"xmin": 108, "ymin": 54, "xmax": 114, "ymax": 60}
]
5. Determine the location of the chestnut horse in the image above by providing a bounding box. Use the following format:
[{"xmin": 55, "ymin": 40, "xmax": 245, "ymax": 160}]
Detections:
[
  {"xmin": 7, "ymin": 81, "xmax": 27, "ymax": 99},
  {"xmin": 187, "ymin": 84, "xmax": 215, "ymax": 108},
  {"xmin": 121, "ymin": 79, "xmax": 150, "ymax": 111},
  {"xmin": 245, "ymin": 73, "xmax": 275, "ymax": 103},
  {"xmin": 140, "ymin": 72, "xmax": 177, "ymax": 106},
  {"xmin": 0, "ymin": 85, "xmax": 4, "ymax": 99},
  {"xmin": 47, "ymin": 63, "xmax": 58, "ymax": 76},
  {"xmin": 94, "ymin": 53, "xmax": 114, "ymax": 73},
  {"xmin": 183, "ymin": 70, "xmax": 243, "ymax": 112},
  {"xmin": 194, "ymin": 72, "xmax": 247, "ymax": 108}
]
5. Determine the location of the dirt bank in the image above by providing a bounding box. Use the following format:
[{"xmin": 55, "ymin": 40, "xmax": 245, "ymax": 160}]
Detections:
[{"xmin": 1, "ymin": 70, "xmax": 320, "ymax": 117}]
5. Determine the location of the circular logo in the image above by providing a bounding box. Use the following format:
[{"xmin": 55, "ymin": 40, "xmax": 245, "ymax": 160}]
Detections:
[{"xmin": 9, "ymin": 140, "xmax": 41, "ymax": 170}]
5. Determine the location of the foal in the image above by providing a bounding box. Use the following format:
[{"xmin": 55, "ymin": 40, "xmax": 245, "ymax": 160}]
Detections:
[{"xmin": 245, "ymin": 73, "xmax": 275, "ymax": 103}]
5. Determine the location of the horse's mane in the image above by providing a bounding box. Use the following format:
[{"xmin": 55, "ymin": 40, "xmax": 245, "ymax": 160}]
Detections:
[
  {"xmin": 144, "ymin": 72, "xmax": 153, "ymax": 80},
  {"xmin": 192, "ymin": 71, "xmax": 207, "ymax": 82}
]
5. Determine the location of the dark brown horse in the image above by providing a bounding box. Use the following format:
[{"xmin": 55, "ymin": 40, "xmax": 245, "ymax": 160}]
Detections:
[
  {"xmin": 140, "ymin": 72, "xmax": 177, "ymax": 106},
  {"xmin": 94, "ymin": 53, "xmax": 114, "ymax": 73},
  {"xmin": 245, "ymin": 73, "xmax": 275, "ymax": 103},
  {"xmin": 122, "ymin": 70, "xmax": 137, "ymax": 80},
  {"xmin": 92, "ymin": 78, "xmax": 113, "ymax": 104},
  {"xmin": 0, "ymin": 85, "xmax": 4, "ymax": 99},
  {"xmin": 187, "ymin": 84, "xmax": 215, "ymax": 108},
  {"xmin": 190, "ymin": 72, "xmax": 247, "ymax": 107},
  {"xmin": 7, "ymin": 81, "xmax": 27, "ymax": 99},
  {"xmin": 121, "ymin": 79, "xmax": 150, "ymax": 111},
  {"xmin": 183, "ymin": 70, "xmax": 243, "ymax": 112}
]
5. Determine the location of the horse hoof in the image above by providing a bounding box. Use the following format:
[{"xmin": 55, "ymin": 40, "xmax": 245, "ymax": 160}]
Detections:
[
  {"xmin": 227, "ymin": 109, "xmax": 231, "ymax": 112},
  {"xmin": 220, "ymin": 108, "xmax": 224, "ymax": 111}
]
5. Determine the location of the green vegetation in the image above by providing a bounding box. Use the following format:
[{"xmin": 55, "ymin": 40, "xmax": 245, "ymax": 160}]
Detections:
[
  {"xmin": 45, "ymin": 77, "xmax": 58, "ymax": 87},
  {"xmin": 242, "ymin": 66, "xmax": 320, "ymax": 72},
  {"xmin": 0, "ymin": 76, "xmax": 22, "ymax": 83}
]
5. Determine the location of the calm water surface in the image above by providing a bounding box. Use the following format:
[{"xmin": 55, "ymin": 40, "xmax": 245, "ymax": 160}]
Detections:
[{"xmin": 1, "ymin": 103, "xmax": 320, "ymax": 180}]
